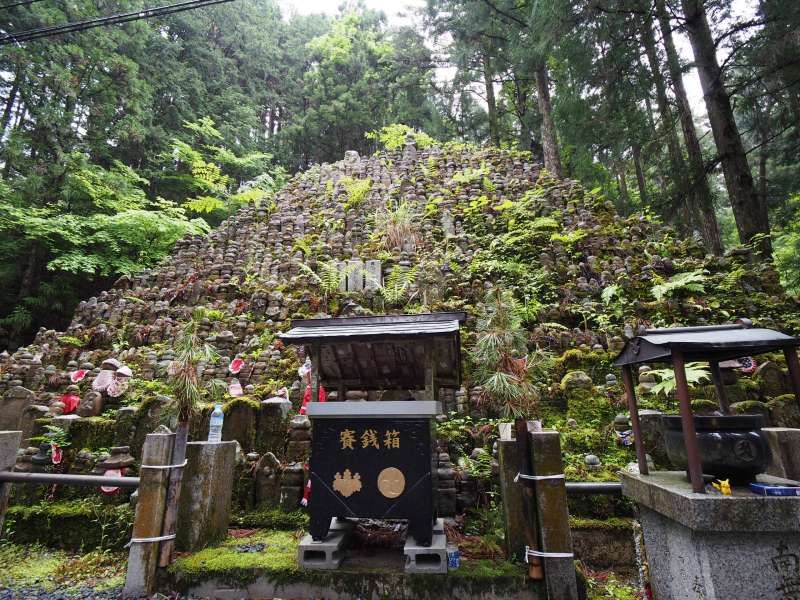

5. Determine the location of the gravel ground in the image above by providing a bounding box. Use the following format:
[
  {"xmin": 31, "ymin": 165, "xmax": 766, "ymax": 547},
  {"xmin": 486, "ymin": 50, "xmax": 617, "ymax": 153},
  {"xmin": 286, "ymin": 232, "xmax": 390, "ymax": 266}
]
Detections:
[
  {"xmin": 0, "ymin": 588, "xmax": 125, "ymax": 600},
  {"xmin": 0, "ymin": 589, "xmax": 276, "ymax": 600}
]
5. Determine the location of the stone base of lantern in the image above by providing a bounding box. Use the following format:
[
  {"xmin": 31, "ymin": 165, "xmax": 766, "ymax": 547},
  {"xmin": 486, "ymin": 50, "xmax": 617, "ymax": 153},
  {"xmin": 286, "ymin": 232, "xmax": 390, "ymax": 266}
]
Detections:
[{"xmin": 621, "ymin": 470, "xmax": 800, "ymax": 600}]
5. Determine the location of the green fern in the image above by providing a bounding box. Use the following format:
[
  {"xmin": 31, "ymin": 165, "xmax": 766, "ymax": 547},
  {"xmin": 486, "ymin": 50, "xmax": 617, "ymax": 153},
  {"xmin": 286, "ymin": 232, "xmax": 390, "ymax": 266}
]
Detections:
[
  {"xmin": 0, "ymin": 306, "xmax": 32, "ymax": 334},
  {"xmin": 648, "ymin": 362, "xmax": 711, "ymax": 397},
  {"xmin": 299, "ymin": 260, "xmax": 356, "ymax": 300},
  {"xmin": 651, "ymin": 269, "xmax": 707, "ymax": 302},
  {"xmin": 601, "ymin": 284, "xmax": 622, "ymax": 306},
  {"xmin": 378, "ymin": 265, "xmax": 418, "ymax": 306}
]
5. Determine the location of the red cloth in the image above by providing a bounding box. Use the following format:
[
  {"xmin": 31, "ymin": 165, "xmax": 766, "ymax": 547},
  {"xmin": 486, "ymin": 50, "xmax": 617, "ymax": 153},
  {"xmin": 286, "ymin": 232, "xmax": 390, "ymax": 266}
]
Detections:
[
  {"xmin": 51, "ymin": 443, "xmax": 63, "ymax": 465},
  {"xmin": 299, "ymin": 384, "xmax": 326, "ymax": 415},
  {"xmin": 60, "ymin": 394, "xmax": 80, "ymax": 414}
]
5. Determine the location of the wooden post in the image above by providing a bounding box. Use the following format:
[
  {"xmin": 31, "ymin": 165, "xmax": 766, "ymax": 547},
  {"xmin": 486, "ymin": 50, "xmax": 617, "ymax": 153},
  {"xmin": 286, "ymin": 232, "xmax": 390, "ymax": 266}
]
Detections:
[
  {"xmin": 310, "ymin": 345, "xmax": 321, "ymax": 405},
  {"xmin": 783, "ymin": 348, "xmax": 800, "ymax": 411},
  {"xmin": 514, "ymin": 418, "xmax": 543, "ymax": 580},
  {"xmin": 158, "ymin": 422, "xmax": 187, "ymax": 567},
  {"xmin": 621, "ymin": 365, "xmax": 649, "ymax": 475},
  {"xmin": 123, "ymin": 430, "xmax": 175, "ymax": 598},
  {"xmin": 0, "ymin": 431, "xmax": 22, "ymax": 536},
  {"xmin": 497, "ymin": 440, "xmax": 526, "ymax": 562},
  {"xmin": 672, "ymin": 350, "xmax": 704, "ymax": 493},
  {"xmin": 530, "ymin": 430, "xmax": 579, "ymax": 600},
  {"xmin": 424, "ymin": 343, "xmax": 438, "ymax": 402},
  {"xmin": 708, "ymin": 360, "xmax": 730, "ymax": 414}
]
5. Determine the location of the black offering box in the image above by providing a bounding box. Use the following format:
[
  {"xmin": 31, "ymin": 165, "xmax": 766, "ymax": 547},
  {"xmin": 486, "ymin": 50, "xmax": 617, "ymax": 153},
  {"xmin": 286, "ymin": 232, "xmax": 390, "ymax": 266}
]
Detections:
[
  {"xmin": 279, "ymin": 312, "xmax": 466, "ymax": 550},
  {"xmin": 307, "ymin": 401, "xmax": 440, "ymax": 545}
]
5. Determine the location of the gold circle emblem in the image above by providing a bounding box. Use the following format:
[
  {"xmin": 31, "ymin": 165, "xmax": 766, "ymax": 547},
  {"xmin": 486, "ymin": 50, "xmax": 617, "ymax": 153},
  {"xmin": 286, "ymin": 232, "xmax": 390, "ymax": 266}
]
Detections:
[{"xmin": 377, "ymin": 467, "xmax": 405, "ymax": 498}]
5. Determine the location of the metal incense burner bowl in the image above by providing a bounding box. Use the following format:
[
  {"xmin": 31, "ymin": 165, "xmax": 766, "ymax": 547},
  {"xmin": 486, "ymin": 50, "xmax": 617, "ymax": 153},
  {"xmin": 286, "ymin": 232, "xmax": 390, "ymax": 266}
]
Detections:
[
  {"xmin": 307, "ymin": 401, "xmax": 439, "ymax": 546},
  {"xmin": 662, "ymin": 414, "xmax": 772, "ymax": 485}
]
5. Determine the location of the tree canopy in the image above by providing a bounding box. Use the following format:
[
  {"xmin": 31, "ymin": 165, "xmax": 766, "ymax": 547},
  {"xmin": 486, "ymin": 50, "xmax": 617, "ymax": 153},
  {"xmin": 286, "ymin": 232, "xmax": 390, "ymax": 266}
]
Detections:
[{"xmin": 1, "ymin": 0, "xmax": 799, "ymax": 347}]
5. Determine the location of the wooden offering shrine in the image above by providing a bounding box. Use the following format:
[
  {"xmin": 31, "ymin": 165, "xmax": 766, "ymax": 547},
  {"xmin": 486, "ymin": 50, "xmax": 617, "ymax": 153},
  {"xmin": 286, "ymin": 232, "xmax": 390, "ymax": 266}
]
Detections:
[{"xmin": 279, "ymin": 312, "xmax": 465, "ymax": 547}]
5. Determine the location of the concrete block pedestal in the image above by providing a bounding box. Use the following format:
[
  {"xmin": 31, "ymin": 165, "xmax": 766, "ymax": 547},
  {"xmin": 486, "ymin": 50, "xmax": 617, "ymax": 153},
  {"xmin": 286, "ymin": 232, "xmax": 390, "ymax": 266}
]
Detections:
[
  {"xmin": 622, "ymin": 471, "xmax": 800, "ymax": 600},
  {"xmin": 404, "ymin": 531, "xmax": 447, "ymax": 573},
  {"xmin": 298, "ymin": 518, "xmax": 354, "ymax": 569}
]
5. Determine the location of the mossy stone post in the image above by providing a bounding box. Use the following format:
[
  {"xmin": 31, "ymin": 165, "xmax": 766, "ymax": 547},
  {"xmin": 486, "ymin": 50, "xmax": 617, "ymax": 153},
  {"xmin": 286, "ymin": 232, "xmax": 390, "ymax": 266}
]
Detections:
[
  {"xmin": 123, "ymin": 429, "xmax": 175, "ymax": 598},
  {"xmin": 498, "ymin": 439, "xmax": 526, "ymax": 562},
  {"xmin": 0, "ymin": 430, "xmax": 22, "ymax": 536},
  {"xmin": 176, "ymin": 440, "xmax": 237, "ymax": 551},
  {"xmin": 529, "ymin": 430, "xmax": 578, "ymax": 600}
]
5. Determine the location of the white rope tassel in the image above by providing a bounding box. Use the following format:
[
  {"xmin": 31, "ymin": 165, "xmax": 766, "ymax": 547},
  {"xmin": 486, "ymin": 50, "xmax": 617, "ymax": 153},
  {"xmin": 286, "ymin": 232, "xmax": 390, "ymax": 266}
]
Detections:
[
  {"xmin": 138, "ymin": 459, "xmax": 188, "ymax": 471},
  {"xmin": 525, "ymin": 546, "xmax": 574, "ymax": 562},
  {"xmin": 124, "ymin": 533, "xmax": 176, "ymax": 548}
]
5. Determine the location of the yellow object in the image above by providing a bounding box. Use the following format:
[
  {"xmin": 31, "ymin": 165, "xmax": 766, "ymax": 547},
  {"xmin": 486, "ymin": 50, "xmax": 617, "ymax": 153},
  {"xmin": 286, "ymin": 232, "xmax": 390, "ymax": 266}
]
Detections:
[
  {"xmin": 712, "ymin": 479, "xmax": 732, "ymax": 495},
  {"xmin": 333, "ymin": 469, "xmax": 362, "ymax": 497},
  {"xmin": 377, "ymin": 467, "xmax": 405, "ymax": 498}
]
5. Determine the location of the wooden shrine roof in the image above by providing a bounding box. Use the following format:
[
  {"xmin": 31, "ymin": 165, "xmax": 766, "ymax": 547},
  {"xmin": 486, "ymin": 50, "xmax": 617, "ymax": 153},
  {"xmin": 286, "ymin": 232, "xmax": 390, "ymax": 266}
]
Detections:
[
  {"xmin": 279, "ymin": 312, "xmax": 466, "ymax": 390},
  {"xmin": 613, "ymin": 321, "xmax": 800, "ymax": 366}
]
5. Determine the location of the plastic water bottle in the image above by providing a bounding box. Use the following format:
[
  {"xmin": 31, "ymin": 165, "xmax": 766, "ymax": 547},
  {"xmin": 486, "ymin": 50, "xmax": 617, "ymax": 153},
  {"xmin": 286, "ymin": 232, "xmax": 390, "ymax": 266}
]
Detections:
[{"xmin": 208, "ymin": 404, "xmax": 224, "ymax": 442}]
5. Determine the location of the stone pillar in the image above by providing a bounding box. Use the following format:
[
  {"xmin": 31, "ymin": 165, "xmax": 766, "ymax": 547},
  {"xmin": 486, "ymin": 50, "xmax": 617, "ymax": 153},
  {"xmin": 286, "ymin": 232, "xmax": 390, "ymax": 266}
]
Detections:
[
  {"xmin": 498, "ymin": 440, "xmax": 526, "ymax": 562},
  {"xmin": 622, "ymin": 470, "xmax": 800, "ymax": 600},
  {"xmin": 0, "ymin": 431, "xmax": 22, "ymax": 536},
  {"xmin": 529, "ymin": 431, "xmax": 579, "ymax": 600},
  {"xmin": 176, "ymin": 440, "xmax": 237, "ymax": 552},
  {"xmin": 123, "ymin": 430, "xmax": 175, "ymax": 598},
  {"xmin": 762, "ymin": 427, "xmax": 800, "ymax": 481}
]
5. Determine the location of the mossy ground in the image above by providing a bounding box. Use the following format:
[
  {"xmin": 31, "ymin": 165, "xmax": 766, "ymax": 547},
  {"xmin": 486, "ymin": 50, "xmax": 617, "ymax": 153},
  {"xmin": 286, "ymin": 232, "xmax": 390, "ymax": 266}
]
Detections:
[
  {"xmin": 0, "ymin": 542, "xmax": 126, "ymax": 592},
  {"xmin": 170, "ymin": 528, "xmax": 532, "ymax": 595},
  {"xmin": 171, "ymin": 529, "xmax": 299, "ymax": 584},
  {"xmin": 578, "ymin": 563, "xmax": 641, "ymax": 600}
]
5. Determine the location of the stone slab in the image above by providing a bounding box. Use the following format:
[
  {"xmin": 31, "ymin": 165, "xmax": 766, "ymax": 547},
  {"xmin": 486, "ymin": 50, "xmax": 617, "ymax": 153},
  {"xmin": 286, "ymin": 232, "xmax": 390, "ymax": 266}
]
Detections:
[
  {"xmin": 763, "ymin": 427, "xmax": 800, "ymax": 481},
  {"xmin": 404, "ymin": 532, "xmax": 447, "ymax": 574},
  {"xmin": 298, "ymin": 521, "xmax": 353, "ymax": 570},
  {"xmin": 346, "ymin": 259, "xmax": 364, "ymax": 292},
  {"xmin": 637, "ymin": 504, "xmax": 800, "ymax": 600},
  {"xmin": 176, "ymin": 569, "xmax": 542, "ymax": 600},
  {"xmin": 176, "ymin": 440, "xmax": 237, "ymax": 552},
  {"xmin": 0, "ymin": 431, "xmax": 22, "ymax": 535},
  {"xmin": 623, "ymin": 470, "xmax": 800, "ymax": 600},
  {"xmin": 621, "ymin": 470, "xmax": 800, "ymax": 532},
  {"xmin": 364, "ymin": 260, "xmax": 382, "ymax": 290}
]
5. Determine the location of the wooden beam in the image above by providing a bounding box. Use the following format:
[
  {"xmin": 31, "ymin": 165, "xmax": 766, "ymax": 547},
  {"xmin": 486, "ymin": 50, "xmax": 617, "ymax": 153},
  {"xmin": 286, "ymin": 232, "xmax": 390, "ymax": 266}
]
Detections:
[
  {"xmin": 310, "ymin": 346, "xmax": 322, "ymax": 404},
  {"xmin": 424, "ymin": 342, "xmax": 439, "ymax": 402},
  {"xmin": 673, "ymin": 350, "xmax": 704, "ymax": 493},
  {"xmin": 783, "ymin": 348, "xmax": 800, "ymax": 413},
  {"xmin": 326, "ymin": 344, "xmax": 344, "ymax": 380},
  {"xmin": 708, "ymin": 360, "xmax": 730, "ymax": 414},
  {"xmin": 621, "ymin": 365, "xmax": 648, "ymax": 475},
  {"xmin": 348, "ymin": 343, "xmax": 366, "ymax": 385}
]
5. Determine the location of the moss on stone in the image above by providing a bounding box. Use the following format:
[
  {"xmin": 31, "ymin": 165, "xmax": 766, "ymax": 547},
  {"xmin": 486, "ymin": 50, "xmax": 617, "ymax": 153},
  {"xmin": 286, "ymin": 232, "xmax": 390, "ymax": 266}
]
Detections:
[
  {"xmin": 230, "ymin": 508, "xmax": 308, "ymax": 530},
  {"xmin": 223, "ymin": 396, "xmax": 263, "ymax": 413},
  {"xmin": 3, "ymin": 499, "xmax": 134, "ymax": 550},
  {"xmin": 554, "ymin": 349, "xmax": 613, "ymax": 381},
  {"xmin": 569, "ymin": 516, "xmax": 633, "ymax": 532},
  {"xmin": 690, "ymin": 399, "xmax": 719, "ymax": 414},
  {"xmin": 729, "ymin": 400, "xmax": 770, "ymax": 414},
  {"xmin": 70, "ymin": 417, "xmax": 116, "ymax": 451}
]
